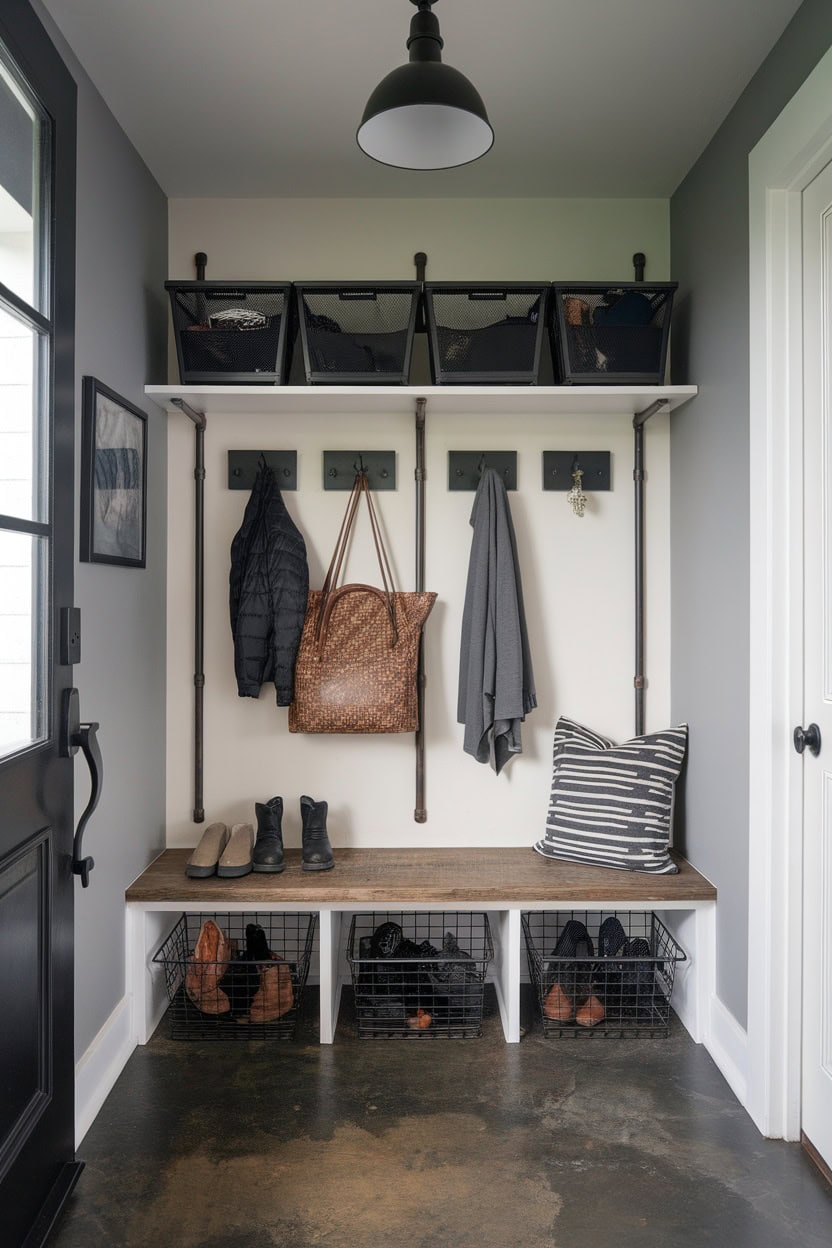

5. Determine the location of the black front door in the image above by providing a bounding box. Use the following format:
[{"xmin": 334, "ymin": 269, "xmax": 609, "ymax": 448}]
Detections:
[{"xmin": 0, "ymin": 3, "xmax": 78, "ymax": 1244}]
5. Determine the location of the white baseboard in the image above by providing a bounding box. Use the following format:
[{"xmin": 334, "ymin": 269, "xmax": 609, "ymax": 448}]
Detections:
[
  {"xmin": 75, "ymin": 995, "xmax": 136, "ymax": 1148},
  {"xmin": 670, "ymin": 981, "xmax": 698, "ymax": 1043},
  {"xmin": 704, "ymin": 993, "xmax": 749, "ymax": 1109}
]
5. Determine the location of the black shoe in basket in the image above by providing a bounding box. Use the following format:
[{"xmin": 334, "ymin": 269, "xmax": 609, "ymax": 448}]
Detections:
[
  {"xmin": 547, "ymin": 920, "xmax": 595, "ymax": 1020},
  {"xmin": 597, "ymin": 916, "xmax": 627, "ymax": 958}
]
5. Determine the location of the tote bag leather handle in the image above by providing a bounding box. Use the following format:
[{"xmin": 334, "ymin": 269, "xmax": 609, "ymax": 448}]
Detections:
[
  {"xmin": 315, "ymin": 583, "xmax": 399, "ymax": 654},
  {"xmin": 316, "ymin": 472, "xmax": 398, "ymax": 644}
]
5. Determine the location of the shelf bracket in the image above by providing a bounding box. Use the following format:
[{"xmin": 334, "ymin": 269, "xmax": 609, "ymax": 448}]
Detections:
[
  {"xmin": 170, "ymin": 396, "xmax": 207, "ymax": 430},
  {"xmin": 633, "ymin": 398, "xmax": 670, "ymax": 428}
]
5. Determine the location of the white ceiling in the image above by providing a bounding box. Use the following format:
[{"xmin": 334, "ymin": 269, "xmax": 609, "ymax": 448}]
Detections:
[{"xmin": 42, "ymin": 0, "xmax": 804, "ymax": 199}]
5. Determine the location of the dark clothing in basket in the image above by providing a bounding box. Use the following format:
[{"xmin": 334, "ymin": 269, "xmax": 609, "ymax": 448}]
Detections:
[{"xmin": 229, "ymin": 461, "xmax": 309, "ymax": 705}]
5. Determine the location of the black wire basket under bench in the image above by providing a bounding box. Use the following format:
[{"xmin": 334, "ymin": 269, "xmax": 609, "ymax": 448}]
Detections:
[
  {"xmin": 347, "ymin": 911, "xmax": 493, "ymax": 1039},
  {"xmin": 522, "ymin": 911, "xmax": 686, "ymax": 1039},
  {"xmin": 153, "ymin": 911, "xmax": 317, "ymax": 1040}
]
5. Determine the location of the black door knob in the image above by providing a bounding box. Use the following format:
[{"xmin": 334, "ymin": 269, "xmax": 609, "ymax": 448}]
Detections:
[{"xmin": 794, "ymin": 723, "xmax": 822, "ymax": 756}]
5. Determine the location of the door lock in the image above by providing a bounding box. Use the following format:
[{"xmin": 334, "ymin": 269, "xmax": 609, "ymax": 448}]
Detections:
[{"xmin": 793, "ymin": 722, "xmax": 822, "ymax": 756}]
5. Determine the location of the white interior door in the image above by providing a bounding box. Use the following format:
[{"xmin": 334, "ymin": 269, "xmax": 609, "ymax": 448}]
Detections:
[{"xmin": 801, "ymin": 158, "xmax": 832, "ymax": 1172}]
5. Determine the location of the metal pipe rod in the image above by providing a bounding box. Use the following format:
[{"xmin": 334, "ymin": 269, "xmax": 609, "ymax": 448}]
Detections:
[
  {"xmin": 633, "ymin": 420, "xmax": 645, "ymax": 737},
  {"xmin": 414, "ymin": 397, "xmax": 427, "ymax": 823},
  {"xmin": 632, "ymin": 398, "xmax": 669, "ymax": 736},
  {"xmin": 171, "ymin": 397, "xmax": 206, "ymax": 822},
  {"xmin": 193, "ymin": 423, "xmax": 205, "ymax": 822}
]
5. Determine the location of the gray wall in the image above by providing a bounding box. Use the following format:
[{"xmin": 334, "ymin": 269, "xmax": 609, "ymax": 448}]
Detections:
[
  {"xmin": 33, "ymin": 3, "xmax": 169, "ymax": 1057},
  {"xmin": 670, "ymin": 0, "xmax": 832, "ymax": 1027}
]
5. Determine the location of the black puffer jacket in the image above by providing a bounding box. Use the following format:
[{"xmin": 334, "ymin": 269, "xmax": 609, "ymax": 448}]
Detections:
[{"xmin": 229, "ymin": 462, "xmax": 309, "ymax": 705}]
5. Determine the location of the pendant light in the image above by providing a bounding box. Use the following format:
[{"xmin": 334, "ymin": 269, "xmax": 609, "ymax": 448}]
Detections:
[{"xmin": 357, "ymin": 0, "xmax": 494, "ymax": 171}]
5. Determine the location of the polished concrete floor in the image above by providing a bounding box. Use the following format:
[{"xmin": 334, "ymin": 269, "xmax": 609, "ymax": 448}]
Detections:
[{"xmin": 52, "ymin": 988, "xmax": 832, "ymax": 1248}]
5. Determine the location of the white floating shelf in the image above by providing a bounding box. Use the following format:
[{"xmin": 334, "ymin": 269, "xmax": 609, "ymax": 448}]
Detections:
[{"xmin": 145, "ymin": 383, "xmax": 697, "ymax": 418}]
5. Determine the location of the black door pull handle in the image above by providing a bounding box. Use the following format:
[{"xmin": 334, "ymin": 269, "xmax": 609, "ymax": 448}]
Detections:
[
  {"xmin": 793, "ymin": 722, "xmax": 822, "ymax": 756},
  {"xmin": 60, "ymin": 688, "xmax": 104, "ymax": 887}
]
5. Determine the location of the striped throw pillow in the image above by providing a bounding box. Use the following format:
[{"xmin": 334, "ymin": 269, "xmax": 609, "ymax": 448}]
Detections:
[{"xmin": 533, "ymin": 717, "xmax": 687, "ymax": 874}]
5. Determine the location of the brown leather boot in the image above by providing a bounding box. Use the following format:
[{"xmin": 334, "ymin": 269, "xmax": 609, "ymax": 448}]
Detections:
[
  {"xmin": 185, "ymin": 918, "xmax": 231, "ymax": 1015},
  {"xmin": 244, "ymin": 957, "xmax": 294, "ymax": 1023}
]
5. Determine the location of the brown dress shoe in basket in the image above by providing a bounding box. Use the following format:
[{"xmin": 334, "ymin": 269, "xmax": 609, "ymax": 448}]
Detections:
[
  {"xmin": 185, "ymin": 918, "xmax": 232, "ymax": 1015},
  {"xmin": 543, "ymin": 982, "xmax": 575, "ymax": 1021},
  {"xmin": 575, "ymin": 995, "xmax": 606, "ymax": 1027}
]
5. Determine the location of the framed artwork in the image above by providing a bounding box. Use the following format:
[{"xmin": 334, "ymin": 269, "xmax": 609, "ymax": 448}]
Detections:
[{"xmin": 80, "ymin": 376, "xmax": 147, "ymax": 567}]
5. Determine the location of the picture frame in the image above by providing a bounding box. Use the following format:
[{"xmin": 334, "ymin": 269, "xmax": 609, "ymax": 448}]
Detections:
[{"xmin": 80, "ymin": 376, "xmax": 147, "ymax": 568}]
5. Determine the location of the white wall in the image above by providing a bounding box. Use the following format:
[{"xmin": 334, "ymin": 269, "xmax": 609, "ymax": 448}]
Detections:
[{"xmin": 166, "ymin": 197, "xmax": 672, "ymax": 849}]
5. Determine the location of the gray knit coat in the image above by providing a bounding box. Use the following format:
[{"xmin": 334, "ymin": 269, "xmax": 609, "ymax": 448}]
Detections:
[{"xmin": 457, "ymin": 468, "xmax": 537, "ymax": 773}]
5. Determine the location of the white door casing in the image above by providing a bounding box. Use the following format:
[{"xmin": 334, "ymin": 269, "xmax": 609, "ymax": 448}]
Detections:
[
  {"xmin": 748, "ymin": 44, "xmax": 832, "ymax": 1141},
  {"xmin": 800, "ymin": 160, "xmax": 832, "ymax": 1168}
]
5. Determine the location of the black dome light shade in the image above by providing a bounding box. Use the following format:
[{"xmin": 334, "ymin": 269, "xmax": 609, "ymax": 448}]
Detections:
[{"xmin": 357, "ymin": 0, "xmax": 493, "ymax": 171}]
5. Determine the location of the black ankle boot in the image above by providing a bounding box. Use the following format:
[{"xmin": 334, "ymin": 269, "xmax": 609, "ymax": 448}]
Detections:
[
  {"xmin": 252, "ymin": 796, "xmax": 285, "ymax": 873},
  {"xmin": 300, "ymin": 795, "xmax": 334, "ymax": 871}
]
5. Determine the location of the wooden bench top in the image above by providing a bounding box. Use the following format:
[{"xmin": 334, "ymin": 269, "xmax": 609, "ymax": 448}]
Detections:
[{"xmin": 126, "ymin": 847, "xmax": 716, "ymax": 906}]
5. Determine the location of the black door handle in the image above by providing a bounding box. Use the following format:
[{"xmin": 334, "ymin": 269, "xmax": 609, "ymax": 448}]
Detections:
[
  {"xmin": 60, "ymin": 688, "xmax": 104, "ymax": 887},
  {"xmin": 793, "ymin": 722, "xmax": 822, "ymax": 756}
]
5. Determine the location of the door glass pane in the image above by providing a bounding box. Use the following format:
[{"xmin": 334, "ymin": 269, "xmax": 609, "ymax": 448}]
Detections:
[
  {"xmin": 0, "ymin": 308, "xmax": 47, "ymax": 523},
  {"xmin": 0, "ymin": 530, "xmax": 47, "ymax": 759},
  {"xmin": 0, "ymin": 43, "xmax": 48, "ymax": 314}
]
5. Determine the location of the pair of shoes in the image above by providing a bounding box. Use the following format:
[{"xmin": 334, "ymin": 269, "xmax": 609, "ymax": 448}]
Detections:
[
  {"xmin": 543, "ymin": 918, "xmax": 606, "ymax": 1027},
  {"xmin": 185, "ymin": 822, "xmax": 254, "ymax": 878},
  {"xmin": 252, "ymin": 794, "xmax": 334, "ymax": 873},
  {"xmin": 596, "ymin": 917, "xmax": 660, "ymax": 1018},
  {"xmin": 185, "ymin": 919, "xmax": 294, "ymax": 1022}
]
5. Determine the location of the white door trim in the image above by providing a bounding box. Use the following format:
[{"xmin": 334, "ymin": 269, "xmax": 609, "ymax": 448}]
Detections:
[{"xmin": 748, "ymin": 43, "xmax": 832, "ymax": 1139}]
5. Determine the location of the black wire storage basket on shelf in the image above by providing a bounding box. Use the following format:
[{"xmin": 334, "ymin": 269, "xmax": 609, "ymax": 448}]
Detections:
[
  {"xmin": 347, "ymin": 911, "xmax": 493, "ymax": 1039},
  {"xmin": 522, "ymin": 911, "xmax": 686, "ymax": 1039},
  {"xmin": 165, "ymin": 281, "xmax": 293, "ymax": 384},
  {"xmin": 549, "ymin": 281, "xmax": 676, "ymax": 384},
  {"xmin": 294, "ymin": 282, "xmax": 421, "ymax": 384},
  {"xmin": 424, "ymin": 283, "xmax": 549, "ymax": 384},
  {"xmin": 153, "ymin": 911, "xmax": 317, "ymax": 1040}
]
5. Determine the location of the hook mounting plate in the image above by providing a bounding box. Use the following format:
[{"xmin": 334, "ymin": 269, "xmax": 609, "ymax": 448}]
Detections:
[
  {"xmin": 323, "ymin": 450, "xmax": 396, "ymax": 490},
  {"xmin": 542, "ymin": 451, "xmax": 611, "ymax": 491},
  {"xmin": 228, "ymin": 450, "xmax": 297, "ymax": 490},
  {"xmin": 448, "ymin": 451, "xmax": 517, "ymax": 491}
]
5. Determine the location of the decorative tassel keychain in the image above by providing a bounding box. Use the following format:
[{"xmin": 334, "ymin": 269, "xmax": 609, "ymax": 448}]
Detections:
[{"xmin": 567, "ymin": 466, "xmax": 588, "ymax": 518}]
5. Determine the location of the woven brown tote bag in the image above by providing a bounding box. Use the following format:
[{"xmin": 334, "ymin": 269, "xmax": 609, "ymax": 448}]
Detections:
[{"xmin": 289, "ymin": 472, "xmax": 436, "ymax": 733}]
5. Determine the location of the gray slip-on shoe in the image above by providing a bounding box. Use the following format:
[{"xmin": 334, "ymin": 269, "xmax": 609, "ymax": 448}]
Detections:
[
  {"xmin": 185, "ymin": 822, "xmax": 229, "ymax": 878},
  {"xmin": 217, "ymin": 823, "xmax": 254, "ymax": 878}
]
